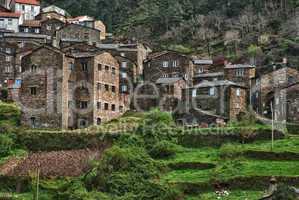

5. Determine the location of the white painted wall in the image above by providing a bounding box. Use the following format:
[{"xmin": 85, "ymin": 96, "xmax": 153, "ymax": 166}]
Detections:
[
  {"xmin": 0, "ymin": 16, "xmax": 20, "ymax": 32},
  {"xmin": 14, "ymin": 3, "xmax": 40, "ymax": 20}
]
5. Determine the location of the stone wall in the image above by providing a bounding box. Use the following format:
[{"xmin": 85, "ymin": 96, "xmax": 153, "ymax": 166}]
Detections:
[
  {"xmin": 229, "ymin": 86, "xmax": 247, "ymax": 120},
  {"xmin": 41, "ymin": 18, "xmax": 65, "ymax": 38}
]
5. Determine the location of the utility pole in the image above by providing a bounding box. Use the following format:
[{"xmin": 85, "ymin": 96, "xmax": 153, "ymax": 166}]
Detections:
[
  {"xmin": 36, "ymin": 168, "xmax": 40, "ymax": 200},
  {"xmin": 270, "ymin": 101, "xmax": 274, "ymax": 151}
]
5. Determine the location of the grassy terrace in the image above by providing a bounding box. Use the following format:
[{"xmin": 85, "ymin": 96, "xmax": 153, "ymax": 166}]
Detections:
[{"xmin": 160, "ymin": 137, "xmax": 299, "ymax": 199}]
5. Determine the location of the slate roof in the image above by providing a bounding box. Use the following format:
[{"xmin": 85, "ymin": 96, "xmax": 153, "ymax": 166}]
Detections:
[
  {"xmin": 192, "ymin": 80, "xmax": 244, "ymax": 88},
  {"xmin": 225, "ymin": 64, "xmax": 255, "ymax": 69},
  {"xmin": 194, "ymin": 72, "xmax": 224, "ymax": 78},
  {"xmin": 156, "ymin": 77, "xmax": 183, "ymax": 84}
]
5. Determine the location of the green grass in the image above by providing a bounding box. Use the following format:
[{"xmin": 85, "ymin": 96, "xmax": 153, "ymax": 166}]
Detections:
[
  {"xmin": 162, "ymin": 169, "xmax": 214, "ymax": 184},
  {"xmin": 186, "ymin": 190, "xmax": 264, "ymax": 200}
]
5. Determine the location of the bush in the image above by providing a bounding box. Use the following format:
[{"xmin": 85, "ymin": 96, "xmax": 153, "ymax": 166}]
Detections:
[
  {"xmin": 272, "ymin": 184, "xmax": 297, "ymax": 200},
  {"xmin": 219, "ymin": 143, "xmax": 244, "ymax": 159},
  {"xmin": 149, "ymin": 140, "xmax": 177, "ymax": 159},
  {"xmin": 0, "ymin": 134, "xmax": 14, "ymax": 157},
  {"xmin": 0, "ymin": 88, "xmax": 8, "ymax": 100}
]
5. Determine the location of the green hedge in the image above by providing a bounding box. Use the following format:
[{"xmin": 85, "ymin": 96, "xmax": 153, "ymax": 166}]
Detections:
[{"xmin": 15, "ymin": 130, "xmax": 117, "ymax": 152}]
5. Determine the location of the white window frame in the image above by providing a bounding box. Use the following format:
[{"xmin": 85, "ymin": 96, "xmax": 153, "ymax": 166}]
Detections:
[
  {"xmin": 209, "ymin": 87, "xmax": 215, "ymax": 96},
  {"xmin": 236, "ymin": 68, "xmax": 245, "ymax": 77},
  {"xmin": 236, "ymin": 88, "xmax": 241, "ymax": 97},
  {"xmin": 192, "ymin": 89, "xmax": 197, "ymax": 97},
  {"xmin": 121, "ymin": 61, "xmax": 127, "ymax": 68},
  {"xmin": 162, "ymin": 61, "xmax": 169, "ymax": 68}
]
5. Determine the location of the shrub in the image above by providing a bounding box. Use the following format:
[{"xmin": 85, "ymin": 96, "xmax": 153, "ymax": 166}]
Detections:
[
  {"xmin": 219, "ymin": 143, "xmax": 244, "ymax": 159},
  {"xmin": 0, "ymin": 134, "xmax": 14, "ymax": 157},
  {"xmin": 272, "ymin": 184, "xmax": 297, "ymax": 200},
  {"xmin": 0, "ymin": 88, "xmax": 8, "ymax": 100},
  {"xmin": 149, "ymin": 140, "xmax": 177, "ymax": 159}
]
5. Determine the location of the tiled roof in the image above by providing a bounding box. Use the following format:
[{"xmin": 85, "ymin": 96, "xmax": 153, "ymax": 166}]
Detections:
[
  {"xmin": 156, "ymin": 77, "xmax": 183, "ymax": 84},
  {"xmin": 14, "ymin": 0, "xmax": 40, "ymax": 6},
  {"xmin": 0, "ymin": 11, "xmax": 20, "ymax": 18},
  {"xmin": 20, "ymin": 20, "xmax": 41, "ymax": 27}
]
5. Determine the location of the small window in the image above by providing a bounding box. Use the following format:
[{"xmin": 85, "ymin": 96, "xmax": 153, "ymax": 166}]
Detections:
[
  {"xmin": 79, "ymin": 101, "xmax": 88, "ymax": 109},
  {"xmin": 111, "ymin": 104, "xmax": 116, "ymax": 111},
  {"xmin": 98, "ymin": 64, "xmax": 102, "ymax": 71},
  {"xmin": 121, "ymin": 85, "xmax": 127, "ymax": 92},
  {"xmin": 81, "ymin": 63, "xmax": 88, "ymax": 72},
  {"xmin": 46, "ymin": 25, "xmax": 51, "ymax": 30},
  {"xmin": 121, "ymin": 72, "xmax": 127, "ymax": 78},
  {"xmin": 8, "ymin": 19, "xmax": 12, "ymax": 25},
  {"xmin": 35, "ymin": 28, "xmax": 40, "ymax": 33},
  {"xmin": 105, "ymin": 65, "xmax": 109, "ymax": 71},
  {"xmin": 173, "ymin": 60, "xmax": 178, "ymax": 67},
  {"xmin": 97, "ymin": 118, "xmax": 102, "ymax": 125},
  {"xmin": 121, "ymin": 62, "xmax": 127, "ymax": 68},
  {"xmin": 5, "ymin": 56, "xmax": 11, "ymax": 62},
  {"xmin": 30, "ymin": 117, "xmax": 36, "ymax": 128},
  {"xmin": 198, "ymin": 67, "xmax": 204, "ymax": 74},
  {"xmin": 192, "ymin": 89, "xmax": 197, "ymax": 97},
  {"xmin": 69, "ymin": 63, "xmax": 74, "ymax": 71},
  {"xmin": 30, "ymin": 87, "xmax": 37, "ymax": 95},
  {"xmin": 4, "ymin": 66, "xmax": 11, "ymax": 73},
  {"xmin": 24, "ymin": 28, "xmax": 29, "ymax": 33},
  {"xmin": 97, "ymin": 102, "xmax": 101, "ymax": 110},
  {"xmin": 6, "ymin": 48, "xmax": 11, "ymax": 54},
  {"xmin": 105, "ymin": 84, "xmax": 109, "ymax": 91},
  {"xmin": 112, "ymin": 67, "xmax": 116, "ymax": 75},
  {"xmin": 97, "ymin": 83, "xmax": 101, "ymax": 90},
  {"xmin": 162, "ymin": 61, "xmax": 169, "ymax": 68},
  {"xmin": 31, "ymin": 64, "xmax": 37, "ymax": 72},
  {"xmin": 236, "ymin": 68, "xmax": 245, "ymax": 77},
  {"xmin": 111, "ymin": 86, "xmax": 116, "ymax": 93},
  {"xmin": 104, "ymin": 103, "xmax": 109, "ymax": 110},
  {"xmin": 119, "ymin": 106, "xmax": 124, "ymax": 112},
  {"xmin": 209, "ymin": 87, "xmax": 215, "ymax": 96},
  {"xmin": 236, "ymin": 88, "xmax": 241, "ymax": 97}
]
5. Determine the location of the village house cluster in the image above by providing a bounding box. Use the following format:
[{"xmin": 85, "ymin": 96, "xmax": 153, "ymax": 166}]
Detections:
[{"xmin": 0, "ymin": 0, "xmax": 298, "ymax": 129}]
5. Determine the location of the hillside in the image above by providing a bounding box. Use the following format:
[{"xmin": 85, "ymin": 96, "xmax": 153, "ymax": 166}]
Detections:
[{"xmin": 43, "ymin": 0, "xmax": 299, "ymax": 66}]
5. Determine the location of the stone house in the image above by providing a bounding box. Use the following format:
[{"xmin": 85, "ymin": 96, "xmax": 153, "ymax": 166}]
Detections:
[
  {"xmin": 56, "ymin": 23, "xmax": 102, "ymax": 48},
  {"xmin": 251, "ymin": 67, "xmax": 299, "ymax": 120},
  {"xmin": 9, "ymin": 0, "xmax": 40, "ymax": 20},
  {"xmin": 0, "ymin": 50, "xmax": 15, "ymax": 87},
  {"xmin": 144, "ymin": 51, "xmax": 194, "ymax": 85},
  {"xmin": 36, "ymin": 5, "xmax": 69, "ymax": 22},
  {"xmin": 19, "ymin": 19, "xmax": 40, "ymax": 33},
  {"xmin": 182, "ymin": 80, "xmax": 247, "ymax": 123},
  {"xmin": 40, "ymin": 18, "xmax": 64, "ymax": 38},
  {"xmin": 0, "ymin": 10, "xmax": 22, "ymax": 32},
  {"xmin": 19, "ymin": 45, "xmax": 124, "ymax": 129},
  {"xmin": 224, "ymin": 63, "xmax": 256, "ymax": 88},
  {"xmin": 192, "ymin": 59, "xmax": 213, "ymax": 75},
  {"xmin": 193, "ymin": 72, "xmax": 224, "ymax": 85}
]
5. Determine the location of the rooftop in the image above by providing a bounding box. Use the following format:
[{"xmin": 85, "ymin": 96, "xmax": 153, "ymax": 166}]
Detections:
[
  {"xmin": 2, "ymin": 32, "xmax": 50, "ymax": 39},
  {"xmin": 156, "ymin": 77, "xmax": 184, "ymax": 84},
  {"xmin": 42, "ymin": 5, "xmax": 70, "ymax": 17},
  {"xmin": 194, "ymin": 72, "xmax": 224, "ymax": 78},
  {"xmin": 14, "ymin": 0, "xmax": 40, "ymax": 6},
  {"xmin": 225, "ymin": 64, "xmax": 256, "ymax": 69},
  {"xmin": 0, "ymin": 11, "xmax": 20, "ymax": 18},
  {"xmin": 193, "ymin": 59, "xmax": 213, "ymax": 65},
  {"xmin": 20, "ymin": 20, "xmax": 41, "ymax": 27},
  {"xmin": 192, "ymin": 80, "xmax": 243, "ymax": 88}
]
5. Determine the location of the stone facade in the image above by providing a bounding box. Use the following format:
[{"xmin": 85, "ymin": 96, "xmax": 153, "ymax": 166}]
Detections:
[
  {"xmin": 56, "ymin": 24, "xmax": 102, "ymax": 48},
  {"xmin": 144, "ymin": 51, "xmax": 194, "ymax": 85},
  {"xmin": 182, "ymin": 80, "xmax": 247, "ymax": 122},
  {"xmin": 0, "ymin": 51, "xmax": 15, "ymax": 87},
  {"xmin": 40, "ymin": 18, "xmax": 64, "ymax": 38},
  {"xmin": 19, "ymin": 45, "xmax": 125, "ymax": 129},
  {"xmin": 252, "ymin": 67, "xmax": 299, "ymax": 115},
  {"xmin": 224, "ymin": 64, "xmax": 256, "ymax": 88}
]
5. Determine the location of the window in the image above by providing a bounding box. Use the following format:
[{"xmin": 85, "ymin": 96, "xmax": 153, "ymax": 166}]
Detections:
[
  {"xmin": 24, "ymin": 28, "xmax": 29, "ymax": 33},
  {"xmin": 119, "ymin": 106, "xmax": 124, "ymax": 112},
  {"xmin": 97, "ymin": 83, "xmax": 101, "ymax": 90},
  {"xmin": 69, "ymin": 63, "xmax": 74, "ymax": 70},
  {"xmin": 236, "ymin": 68, "xmax": 245, "ymax": 77},
  {"xmin": 6, "ymin": 48, "xmax": 11, "ymax": 54},
  {"xmin": 68, "ymin": 101, "xmax": 72, "ymax": 108},
  {"xmin": 30, "ymin": 87, "xmax": 37, "ymax": 95},
  {"xmin": 30, "ymin": 117, "xmax": 36, "ymax": 128},
  {"xmin": 35, "ymin": 28, "xmax": 40, "ymax": 33},
  {"xmin": 81, "ymin": 63, "xmax": 88, "ymax": 72},
  {"xmin": 8, "ymin": 19, "xmax": 12, "ymax": 25},
  {"xmin": 173, "ymin": 60, "xmax": 178, "ymax": 67},
  {"xmin": 84, "ymin": 33, "xmax": 89, "ymax": 40},
  {"xmin": 121, "ymin": 62, "xmax": 127, "ymax": 68},
  {"xmin": 162, "ymin": 74, "xmax": 168, "ymax": 78},
  {"xmin": 5, "ymin": 56, "xmax": 11, "ymax": 62},
  {"xmin": 120, "ymin": 52, "xmax": 125, "ymax": 57},
  {"xmin": 97, "ymin": 118, "xmax": 102, "ymax": 125},
  {"xmin": 104, "ymin": 103, "xmax": 109, "ymax": 110},
  {"xmin": 209, "ymin": 87, "xmax": 215, "ymax": 96},
  {"xmin": 79, "ymin": 101, "xmax": 88, "ymax": 109},
  {"xmin": 18, "ymin": 42, "xmax": 24, "ymax": 48},
  {"xmin": 22, "ymin": 5, "xmax": 25, "ymax": 11},
  {"xmin": 98, "ymin": 64, "xmax": 102, "ymax": 71},
  {"xmin": 236, "ymin": 88, "xmax": 241, "ymax": 97},
  {"xmin": 105, "ymin": 65, "xmax": 109, "ymax": 71},
  {"xmin": 112, "ymin": 86, "xmax": 116, "ymax": 93},
  {"xmin": 162, "ymin": 61, "xmax": 169, "ymax": 68},
  {"xmin": 111, "ymin": 104, "xmax": 116, "ymax": 111},
  {"xmin": 121, "ymin": 72, "xmax": 127, "ymax": 78},
  {"xmin": 31, "ymin": 6, "xmax": 34, "ymax": 12},
  {"xmin": 112, "ymin": 67, "xmax": 116, "ymax": 75},
  {"xmin": 97, "ymin": 102, "xmax": 101, "ymax": 110},
  {"xmin": 105, "ymin": 84, "xmax": 109, "ymax": 91},
  {"xmin": 192, "ymin": 89, "xmax": 197, "ymax": 97},
  {"xmin": 46, "ymin": 25, "xmax": 51, "ymax": 30},
  {"xmin": 31, "ymin": 64, "xmax": 37, "ymax": 72},
  {"xmin": 121, "ymin": 85, "xmax": 128, "ymax": 92},
  {"xmin": 4, "ymin": 66, "xmax": 11, "ymax": 73},
  {"xmin": 198, "ymin": 67, "xmax": 204, "ymax": 73}
]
